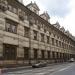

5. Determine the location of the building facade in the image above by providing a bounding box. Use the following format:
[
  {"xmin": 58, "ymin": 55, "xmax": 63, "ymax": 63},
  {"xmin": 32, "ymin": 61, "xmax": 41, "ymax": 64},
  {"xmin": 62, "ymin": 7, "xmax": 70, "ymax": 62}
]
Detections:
[{"xmin": 0, "ymin": 0, "xmax": 75, "ymax": 66}]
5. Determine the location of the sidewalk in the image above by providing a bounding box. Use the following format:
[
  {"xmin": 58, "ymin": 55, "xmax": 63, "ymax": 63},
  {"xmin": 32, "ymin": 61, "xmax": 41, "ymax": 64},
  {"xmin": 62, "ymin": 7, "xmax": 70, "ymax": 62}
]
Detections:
[{"xmin": 0, "ymin": 65, "xmax": 32, "ymax": 73}]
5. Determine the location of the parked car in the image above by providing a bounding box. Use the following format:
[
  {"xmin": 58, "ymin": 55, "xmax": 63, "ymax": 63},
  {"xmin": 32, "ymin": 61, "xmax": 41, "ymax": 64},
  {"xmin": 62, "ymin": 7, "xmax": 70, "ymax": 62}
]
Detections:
[
  {"xmin": 68, "ymin": 58, "xmax": 74, "ymax": 62},
  {"xmin": 32, "ymin": 62, "xmax": 47, "ymax": 68}
]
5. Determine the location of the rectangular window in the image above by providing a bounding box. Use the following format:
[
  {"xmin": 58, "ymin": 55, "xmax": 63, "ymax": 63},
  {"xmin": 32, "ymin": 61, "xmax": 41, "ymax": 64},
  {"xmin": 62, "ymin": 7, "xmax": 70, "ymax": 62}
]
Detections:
[
  {"xmin": 59, "ymin": 41, "xmax": 61, "ymax": 47},
  {"xmin": 13, "ymin": 7, "xmax": 18, "ymax": 14},
  {"xmin": 47, "ymin": 51, "xmax": 50, "ymax": 59},
  {"xmin": 24, "ymin": 27, "xmax": 29, "ymax": 38},
  {"xmin": 56, "ymin": 40, "xmax": 58, "ymax": 46},
  {"xmin": 33, "ymin": 30, "xmax": 37, "ymax": 40},
  {"xmin": 62, "ymin": 42, "xmax": 64, "ymax": 48},
  {"xmin": 47, "ymin": 36, "xmax": 50, "ymax": 44},
  {"xmin": 35, "ymin": 20, "xmax": 38, "ymax": 25},
  {"xmin": 52, "ymin": 51, "xmax": 55, "ymax": 59},
  {"xmin": 41, "ymin": 33, "xmax": 44, "ymax": 42},
  {"xmin": 3, "ymin": 44, "xmax": 17, "ymax": 60},
  {"xmin": 5, "ymin": 19, "xmax": 17, "ymax": 33},
  {"xmin": 56, "ymin": 52, "xmax": 59, "ymax": 59},
  {"xmin": 24, "ymin": 47, "xmax": 29, "ymax": 59},
  {"xmin": 52, "ymin": 38, "xmax": 54, "ymax": 45},
  {"xmin": 41, "ymin": 50, "xmax": 45, "ymax": 59},
  {"xmin": 8, "ymin": 5, "xmax": 13, "ymax": 12},
  {"xmin": 34, "ymin": 49, "xmax": 38, "ymax": 59}
]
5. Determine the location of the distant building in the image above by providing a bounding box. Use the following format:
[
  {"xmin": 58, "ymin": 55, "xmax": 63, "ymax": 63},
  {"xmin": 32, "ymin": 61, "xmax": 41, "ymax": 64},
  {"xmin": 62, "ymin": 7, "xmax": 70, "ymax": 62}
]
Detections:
[{"xmin": 0, "ymin": 0, "xmax": 75, "ymax": 66}]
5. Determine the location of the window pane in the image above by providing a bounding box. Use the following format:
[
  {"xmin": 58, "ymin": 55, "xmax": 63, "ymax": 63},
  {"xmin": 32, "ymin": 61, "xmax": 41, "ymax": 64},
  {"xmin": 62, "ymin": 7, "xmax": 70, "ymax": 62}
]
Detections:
[
  {"xmin": 5, "ymin": 23, "xmax": 11, "ymax": 32},
  {"xmin": 3, "ymin": 44, "xmax": 17, "ymax": 60},
  {"xmin": 11, "ymin": 25, "xmax": 17, "ymax": 33},
  {"xmin": 24, "ymin": 27, "xmax": 29, "ymax": 38},
  {"xmin": 33, "ymin": 30, "xmax": 37, "ymax": 40},
  {"xmin": 41, "ymin": 34, "xmax": 44, "ymax": 42},
  {"xmin": 5, "ymin": 19, "xmax": 17, "ymax": 33},
  {"xmin": 24, "ymin": 47, "xmax": 29, "ymax": 59}
]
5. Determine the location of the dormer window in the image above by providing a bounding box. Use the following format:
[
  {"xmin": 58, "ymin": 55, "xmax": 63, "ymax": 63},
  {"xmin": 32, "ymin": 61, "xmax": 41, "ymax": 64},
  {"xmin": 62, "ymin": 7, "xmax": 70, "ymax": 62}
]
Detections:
[
  {"xmin": 27, "ymin": 2, "xmax": 40, "ymax": 15},
  {"xmin": 18, "ymin": 9, "xmax": 25, "ymax": 21},
  {"xmin": 40, "ymin": 12, "xmax": 50, "ymax": 22},
  {"xmin": 34, "ymin": 9, "xmax": 37, "ymax": 13}
]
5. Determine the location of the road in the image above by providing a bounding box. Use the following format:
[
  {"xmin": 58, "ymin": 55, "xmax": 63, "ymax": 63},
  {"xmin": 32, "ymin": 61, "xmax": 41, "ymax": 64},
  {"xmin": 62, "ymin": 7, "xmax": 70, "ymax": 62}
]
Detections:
[{"xmin": 1, "ymin": 62, "xmax": 75, "ymax": 75}]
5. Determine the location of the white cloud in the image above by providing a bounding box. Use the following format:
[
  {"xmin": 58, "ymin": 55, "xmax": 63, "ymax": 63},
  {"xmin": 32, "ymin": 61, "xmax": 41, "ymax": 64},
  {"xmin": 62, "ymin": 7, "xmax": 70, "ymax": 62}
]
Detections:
[
  {"xmin": 23, "ymin": 0, "xmax": 75, "ymax": 36},
  {"xmin": 50, "ymin": 0, "xmax": 75, "ymax": 36},
  {"xmin": 48, "ymin": 0, "xmax": 75, "ymax": 36}
]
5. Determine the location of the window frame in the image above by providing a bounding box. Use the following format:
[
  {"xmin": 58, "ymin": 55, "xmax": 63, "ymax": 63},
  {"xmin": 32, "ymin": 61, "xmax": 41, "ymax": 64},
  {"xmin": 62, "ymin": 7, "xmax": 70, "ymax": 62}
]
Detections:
[
  {"xmin": 5, "ymin": 19, "xmax": 17, "ymax": 34},
  {"xmin": 33, "ymin": 30, "xmax": 37, "ymax": 40},
  {"xmin": 24, "ymin": 27, "xmax": 29, "ymax": 38}
]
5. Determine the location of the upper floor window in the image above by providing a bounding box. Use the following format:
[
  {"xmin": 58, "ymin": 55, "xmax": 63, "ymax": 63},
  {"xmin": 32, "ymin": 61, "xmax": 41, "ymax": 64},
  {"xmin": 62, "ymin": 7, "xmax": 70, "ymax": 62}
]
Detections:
[
  {"xmin": 8, "ymin": 5, "xmax": 18, "ymax": 14},
  {"xmin": 47, "ymin": 36, "xmax": 50, "ymax": 44},
  {"xmin": 35, "ymin": 20, "xmax": 38, "ymax": 25},
  {"xmin": 52, "ymin": 38, "xmax": 54, "ymax": 45},
  {"xmin": 5, "ymin": 19, "xmax": 17, "ymax": 34},
  {"xmin": 13, "ymin": 7, "xmax": 18, "ymax": 14},
  {"xmin": 41, "ymin": 33, "xmax": 44, "ymax": 42},
  {"xmin": 34, "ymin": 9, "xmax": 37, "ymax": 14},
  {"xmin": 56, "ymin": 40, "xmax": 58, "ymax": 46},
  {"xmin": 59, "ymin": 41, "xmax": 61, "ymax": 47},
  {"xmin": 62, "ymin": 42, "xmax": 64, "ymax": 48},
  {"xmin": 24, "ymin": 27, "xmax": 29, "ymax": 38},
  {"xmin": 33, "ymin": 30, "xmax": 37, "ymax": 40}
]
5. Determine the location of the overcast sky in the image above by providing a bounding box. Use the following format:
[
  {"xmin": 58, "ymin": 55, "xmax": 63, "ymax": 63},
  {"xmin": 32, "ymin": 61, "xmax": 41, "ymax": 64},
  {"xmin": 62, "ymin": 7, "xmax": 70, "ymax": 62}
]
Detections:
[{"xmin": 23, "ymin": 0, "xmax": 75, "ymax": 36}]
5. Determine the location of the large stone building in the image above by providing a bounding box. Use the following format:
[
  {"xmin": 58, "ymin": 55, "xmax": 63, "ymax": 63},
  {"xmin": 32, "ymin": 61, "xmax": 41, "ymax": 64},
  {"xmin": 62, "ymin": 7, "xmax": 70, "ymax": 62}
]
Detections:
[{"xmin": 0, "ymin": 0, "xmax": 75, "ymax": 66}]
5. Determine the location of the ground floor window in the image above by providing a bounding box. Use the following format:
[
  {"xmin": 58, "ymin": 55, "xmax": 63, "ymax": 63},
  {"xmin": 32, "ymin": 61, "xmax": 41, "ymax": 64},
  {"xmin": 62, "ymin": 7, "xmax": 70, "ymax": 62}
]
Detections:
[
  {"xmin": 56, "ymin": 52, "xmax": 59, "ymax": 59},
  {"xmin": 41, "ymin": 50, "xmax": 45, "ymax": 59},
  {"xmin": 34, "ymin": 49, "xmax": 38, "ymax": 59},
  {"xmin": 3, "ymin": 44, "xmax": 17, "ymax": 60},
  {"xmin": 24, "ymin": 47, "xmax": 29, "ymax": 60},
  {"xmin": 52, "ymin": 51, "xmax": 55, "ymax": 59},
  {"xmin": 60, "ymin": 53, "xmax": 62, "ymax": 59},
  {"xmin": 47, "ymin": 51, "xmax": 50, "ymax": 59}
]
